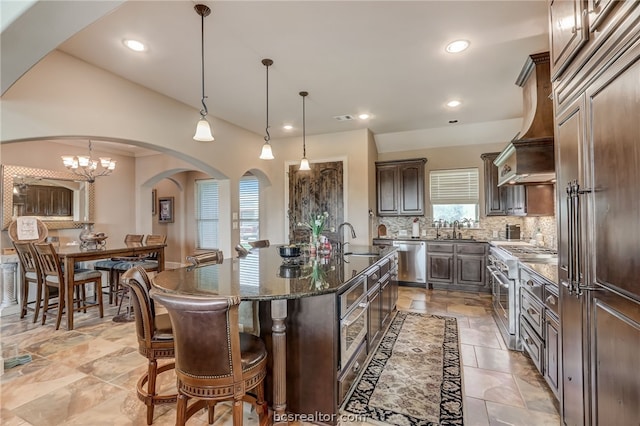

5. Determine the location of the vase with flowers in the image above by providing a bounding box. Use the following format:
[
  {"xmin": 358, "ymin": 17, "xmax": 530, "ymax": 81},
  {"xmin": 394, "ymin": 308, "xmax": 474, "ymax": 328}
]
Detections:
[{"xmin": 305, "ymin": 211, "xmax": 329, "ymax": 255}]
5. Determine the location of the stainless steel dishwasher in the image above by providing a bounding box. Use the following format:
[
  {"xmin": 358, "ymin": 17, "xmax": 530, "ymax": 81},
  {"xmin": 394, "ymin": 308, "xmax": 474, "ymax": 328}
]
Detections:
[{"xmin": 392, "ymin": 240, "xmax": 426, "ymax": 284}]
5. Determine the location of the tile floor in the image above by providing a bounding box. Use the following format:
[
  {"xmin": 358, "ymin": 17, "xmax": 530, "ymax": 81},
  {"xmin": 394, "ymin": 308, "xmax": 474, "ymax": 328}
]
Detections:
[{"xmin": 1, "ymin": 286, "xmax": 559, "ymax": 425}]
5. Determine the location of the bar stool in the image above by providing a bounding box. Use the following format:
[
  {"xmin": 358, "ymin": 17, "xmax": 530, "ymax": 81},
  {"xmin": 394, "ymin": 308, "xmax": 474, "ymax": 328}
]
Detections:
[
  {"xmin": 150, "ymin": 290, "xmax": 269, "ymax": 426},
  {"xmin": 121, "ymin": 266, "xmax": 176, "ymax": 425}
]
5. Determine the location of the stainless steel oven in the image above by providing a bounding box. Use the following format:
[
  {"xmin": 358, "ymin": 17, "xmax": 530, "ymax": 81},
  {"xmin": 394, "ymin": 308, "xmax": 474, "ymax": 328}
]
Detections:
[{"xmin": 487, "ymin": 249, "xmax": 520, "ymax": 350}]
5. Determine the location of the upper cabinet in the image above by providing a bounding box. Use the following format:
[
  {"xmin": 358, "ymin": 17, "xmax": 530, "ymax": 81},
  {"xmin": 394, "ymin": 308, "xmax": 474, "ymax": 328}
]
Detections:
[
  {"xmin": 376, "ymin": 158, "xmax": 427, "ymax": 216},
  {"xmin": 549, "ymin": 0, "xmax": 589, "ymax": 80},
  {"xmin": 481, "ymin": 152, "xmax": 554, "ymax": 217}
]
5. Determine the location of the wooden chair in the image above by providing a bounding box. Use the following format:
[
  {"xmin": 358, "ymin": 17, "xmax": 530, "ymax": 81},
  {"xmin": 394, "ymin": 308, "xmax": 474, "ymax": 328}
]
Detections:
[
  {"xmin": 12, "ymin": 242, "xmax": 45, "ymax": 322},
  {"xmin": 112, "ymin": 235, "xmax": 167, "ymax": 315},
  {"xmin": 94, "ymin": 234, "xmax": 145, "ymax": 304},
  {"xmin": 33, "ymin": 242, "xmax": 104, "ymax": 329},
  {"xmin": 121, "ymin": 266, "xmax": 176, "ymax": 425},
  {"xmin": 150, "ymin": 291, "xmax": 268, "ymax": 426}
]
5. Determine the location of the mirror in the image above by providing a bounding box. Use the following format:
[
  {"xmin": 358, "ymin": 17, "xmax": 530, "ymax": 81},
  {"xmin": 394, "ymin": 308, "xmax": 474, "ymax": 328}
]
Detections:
[{"xmin": 2, "ymin": 164, "xmax": 95, "ymax": 230}]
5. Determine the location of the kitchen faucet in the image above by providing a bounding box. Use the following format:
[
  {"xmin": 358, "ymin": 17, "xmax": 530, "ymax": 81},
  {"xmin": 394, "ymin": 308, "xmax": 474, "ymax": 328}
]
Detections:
[
  {"xmin": 336, "ymin": 222, "xmax": 357, "ymax": 252},
  {"xmin": 452, "ymin": 220, "xmax": 460, "ymax": 239}
]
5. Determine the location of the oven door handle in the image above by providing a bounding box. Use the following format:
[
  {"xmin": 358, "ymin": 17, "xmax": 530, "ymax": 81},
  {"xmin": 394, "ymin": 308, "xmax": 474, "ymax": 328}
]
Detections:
[
  {"xmin": 342, "ymin": 303, "xmax": 368, "ymax": 327},
  {"xmin": 488, "ymin": 266, "xmax": 511, "ymax": 288}
]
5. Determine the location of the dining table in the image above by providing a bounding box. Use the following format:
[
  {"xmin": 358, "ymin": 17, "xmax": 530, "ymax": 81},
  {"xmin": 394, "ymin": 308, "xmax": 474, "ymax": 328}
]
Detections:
[
  {"xmin": 55, "ymin": 241, "xmax": 166, "ymax": 330},
  {"xmin": 151, "ymin": 244, "xmax": 395, "ymax": 423}
]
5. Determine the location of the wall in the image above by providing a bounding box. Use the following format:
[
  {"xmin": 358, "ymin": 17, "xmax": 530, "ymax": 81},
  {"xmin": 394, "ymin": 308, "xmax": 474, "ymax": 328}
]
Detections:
[{"xmin": 1, "ymin": 50, "xmax": 377, "ymax": 254}]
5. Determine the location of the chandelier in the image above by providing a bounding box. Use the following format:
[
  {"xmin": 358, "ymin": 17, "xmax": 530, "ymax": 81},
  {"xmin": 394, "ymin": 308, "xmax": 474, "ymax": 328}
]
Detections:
[{"xmin": 61, "ymin": 140, "xmax": 116, "ymax": 183}]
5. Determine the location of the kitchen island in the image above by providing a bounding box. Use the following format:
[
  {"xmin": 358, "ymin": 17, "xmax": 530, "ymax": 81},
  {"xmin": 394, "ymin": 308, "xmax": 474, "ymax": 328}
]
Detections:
[{"xmin": 152, "ymin": 244, "xmax": 398, "ymax": 424}]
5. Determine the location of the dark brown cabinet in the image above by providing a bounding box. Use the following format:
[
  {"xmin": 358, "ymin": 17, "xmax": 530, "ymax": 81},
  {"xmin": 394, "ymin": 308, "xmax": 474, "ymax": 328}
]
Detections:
[
  {"xmin": 13, "ymin": 184, "xmax": 73, "ymax": 217},
  {"xmin": 481, "ymin": 152, "xmax": 554, "ymax": 216},
  {"xmin": 426, "ymin": 242, "xmax": 488, "ymax": 292},
  {"xmin": 549, "ymin": 0, "xmax": 588, "ymax": 80},
  {"xmin": 544, "ymin": 311, "xmax": 560, "ymax": 399},
  {"xmin": 551, "ymin": 2, "xmax": 640, "ymax": 424},
  {"xmin": 376, "ymin": 158, "xmax": 426, "ymax": 216}
]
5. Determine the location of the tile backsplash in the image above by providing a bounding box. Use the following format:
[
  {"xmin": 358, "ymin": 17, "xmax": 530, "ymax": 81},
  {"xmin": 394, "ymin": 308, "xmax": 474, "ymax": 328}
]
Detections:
[{"xmin": 375, "ymin": 214, "xmax": 557, "ymax": 249}]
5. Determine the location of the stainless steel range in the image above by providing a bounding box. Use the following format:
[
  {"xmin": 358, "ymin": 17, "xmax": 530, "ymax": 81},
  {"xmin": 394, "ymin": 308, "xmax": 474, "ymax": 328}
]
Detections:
[{"xmin": 487, "ymin": 243, "xmax": 557, "ymax": 350}]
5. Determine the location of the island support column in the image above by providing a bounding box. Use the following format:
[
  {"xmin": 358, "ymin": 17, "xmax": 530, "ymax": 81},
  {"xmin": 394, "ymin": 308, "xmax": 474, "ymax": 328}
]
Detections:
[{"xmin": 271, "ymin": 298, "xmax": 287, "ymax": 422}]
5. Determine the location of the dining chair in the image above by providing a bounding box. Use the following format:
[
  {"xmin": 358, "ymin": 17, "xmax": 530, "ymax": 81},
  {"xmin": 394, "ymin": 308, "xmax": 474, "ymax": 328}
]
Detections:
[
  {"xmin": 33, "ymin": 242, "xmax": 104, "ymax": 329},
  {"xmin": 111, "ymin": 235, "xmax": 167, "ymax": 315},
  {"xmin": 150, "ymin": 290, "xmax": 269, "ymax": 426},
  {"xmin": 94, "ymin": 234, "xmax": 145, "ymax": 304},
  {"xmin": 12, "ymin": 241, "xmax": 46, "ymax": 323},
  {"xmin": 121, "ymin": 266, "xmax": 176, "ymax": 425}
]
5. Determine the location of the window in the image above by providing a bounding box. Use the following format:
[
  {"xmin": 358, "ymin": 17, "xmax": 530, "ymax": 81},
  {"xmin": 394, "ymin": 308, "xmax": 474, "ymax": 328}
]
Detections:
[
  {"xmin": 239, "ymin": 174, "xmax": 259, "ymax": 248},
  {"xmin": 196, "ymin": 179, "xmax": 219, "ymax": 249},
  {"xmin": 430, "ymin": 168, "xmax": 479, "ymax": 222}
]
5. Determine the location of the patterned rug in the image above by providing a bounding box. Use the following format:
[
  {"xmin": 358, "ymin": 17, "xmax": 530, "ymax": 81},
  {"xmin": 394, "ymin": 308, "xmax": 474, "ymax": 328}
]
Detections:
[{"xmin": 342, "ymin": 311, "xmax": 463, "ymax": 425}]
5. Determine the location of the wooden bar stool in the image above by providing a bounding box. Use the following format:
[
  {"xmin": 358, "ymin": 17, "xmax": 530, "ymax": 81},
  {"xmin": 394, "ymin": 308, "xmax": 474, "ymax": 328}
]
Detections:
[
  {"xmin": 121, "ymin": 266, "xmax": 176, "ymax": 425},
  {"xmin": 150, "ymin": 290, "xmax": 269, "ymax": 426}
]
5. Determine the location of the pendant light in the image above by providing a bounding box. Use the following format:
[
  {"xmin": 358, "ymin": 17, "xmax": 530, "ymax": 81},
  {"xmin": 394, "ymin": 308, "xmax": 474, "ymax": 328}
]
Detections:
[
  {"xmin": 299, "ymin": 91, "xmax": 311, "ymax": 171},
  {"xmin": 193, "ymin": 4, "xmax": 214, "ymax": 142},
  {"xmin": 259, "ymin": 58, "xmax": 275, "ymax": 160}
]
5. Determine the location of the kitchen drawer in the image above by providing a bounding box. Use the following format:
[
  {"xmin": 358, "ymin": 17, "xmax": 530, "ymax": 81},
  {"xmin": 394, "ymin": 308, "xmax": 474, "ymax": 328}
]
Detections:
[
  {"xmin": 367, "ymin": 266, "xmax": 380, "ymax": 288},
  {"xmin": 521, "ymin": 287, "xmax": 545, "ymax": 337},
  {"xmin": 338, "ymin": 340, "xmax": 368, "ymax": 404},
  {"xmin": 520, "ymin": 317, "xmax": 544, "ymax": 373},
  {"xmin": 379, "ymin": 258, "xmax": 390, "ymax": 276},
  {"xmin": 426, "ymin": 243, "xmax": 454, "ymax": 253},
  {"xmin": 544, "ymin": 284, "xmax": 559, "ymax": 317},
  {"xmin": 456, "ymin": 243, "xmax": 486, "ymax": 255}
]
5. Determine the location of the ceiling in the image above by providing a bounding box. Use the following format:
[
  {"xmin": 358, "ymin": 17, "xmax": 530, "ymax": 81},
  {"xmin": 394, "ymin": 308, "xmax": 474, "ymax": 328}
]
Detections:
[{"xmin": 5, "ymin": 1, "xmax": 551, "ymax": 155}]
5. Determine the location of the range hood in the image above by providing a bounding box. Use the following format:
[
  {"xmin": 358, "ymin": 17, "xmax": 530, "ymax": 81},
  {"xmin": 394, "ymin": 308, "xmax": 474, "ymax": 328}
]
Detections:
[{"xmin": 494, "ymin": 52, "xmax": 555, "ymax": 186}]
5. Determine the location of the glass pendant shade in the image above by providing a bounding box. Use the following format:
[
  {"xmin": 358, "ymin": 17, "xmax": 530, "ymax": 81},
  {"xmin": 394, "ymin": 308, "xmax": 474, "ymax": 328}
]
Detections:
[
  {"xmin": 194, "ymin": 118, "xmax": 214, "ymax": 141},
  {"xmin": 259, "ymin": 142, "xmax": 274, "ymax": 160},
  {"xmin": 299, "ymin": 157, "xmax": 311, "ymax": 171}
]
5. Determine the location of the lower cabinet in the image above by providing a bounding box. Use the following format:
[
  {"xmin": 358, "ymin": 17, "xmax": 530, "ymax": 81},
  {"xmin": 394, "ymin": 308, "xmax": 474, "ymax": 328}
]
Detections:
[
  {"xmin": 337, "ymin": 341, "xmax": 368, "ymax": 404},
  {"xmin": 367, "ymin": 283, "xmax": 382, "ymax": 353},
  {"xmin": 543, "ymin": 310, "xmax": 560, "ymax": 398},
  {"xmin": 426, "ymin": 242, "xmax": 488, "ymax": 292}
]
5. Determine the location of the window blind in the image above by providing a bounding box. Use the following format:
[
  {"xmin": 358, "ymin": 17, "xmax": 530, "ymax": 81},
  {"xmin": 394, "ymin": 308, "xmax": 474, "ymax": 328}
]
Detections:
[
  {"xmin": 430, "ymin": 168, "xmax": 479, "ymax": 205},
  {"xmin": 239, "ymin": 175, "xmax": 259, "ymax": 245},
  {"xmin": 196, "ymin": 179, "xmax": 219, "ymax": 249}
]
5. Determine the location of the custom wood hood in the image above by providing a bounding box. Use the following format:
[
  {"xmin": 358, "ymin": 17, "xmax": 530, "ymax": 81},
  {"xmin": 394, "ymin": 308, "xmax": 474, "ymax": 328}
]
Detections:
[{"xmin": 494, "ymin": 52, "xmax": 555, "ymax": 186}]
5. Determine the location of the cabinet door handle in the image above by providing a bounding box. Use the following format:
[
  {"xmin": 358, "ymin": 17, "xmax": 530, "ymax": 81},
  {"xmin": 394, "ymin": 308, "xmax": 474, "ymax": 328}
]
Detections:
[
  {"xmin": 371, "ymin": 274, "xmax": 378, "ymax": 281},
  {"xmin": 353, "ymin": 361, "xmax": 361, "ymax": 373},
  {"xmin": 546, "ymin": 295, "xmax": 556, "ymax": 305},
  {"xmin": 527, "ymin": 307, "xmax": 539, "ymax": 316}
]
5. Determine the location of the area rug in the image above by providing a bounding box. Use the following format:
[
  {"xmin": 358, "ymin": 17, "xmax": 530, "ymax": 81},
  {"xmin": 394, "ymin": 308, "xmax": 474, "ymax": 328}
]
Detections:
[{"xmin": 342, "ymin": 311, "xmax": 463, "ymax": 425}]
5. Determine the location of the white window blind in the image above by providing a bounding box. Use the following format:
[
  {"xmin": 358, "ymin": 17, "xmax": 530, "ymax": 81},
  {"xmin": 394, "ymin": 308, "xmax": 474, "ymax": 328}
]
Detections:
[
  {"xmin": 239, "ymin": 175, "xmax": 260, "ymax": 287},
  {"xmin": 196, "ymin": 179, "xmax": 219, "ymax": 249},
  {"xmin": 430, "ymin": 168, "xmax": 479, "ymax": 205},
  {"xmin": 239, "ymin": 175, "xmax": 259, "ymax": 246}
]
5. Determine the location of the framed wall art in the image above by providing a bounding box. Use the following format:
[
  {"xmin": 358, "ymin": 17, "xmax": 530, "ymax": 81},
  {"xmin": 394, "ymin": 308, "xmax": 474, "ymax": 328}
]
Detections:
[{"xmin": 158, "ymin": 196, "xmax": 174, "ymax": 223}]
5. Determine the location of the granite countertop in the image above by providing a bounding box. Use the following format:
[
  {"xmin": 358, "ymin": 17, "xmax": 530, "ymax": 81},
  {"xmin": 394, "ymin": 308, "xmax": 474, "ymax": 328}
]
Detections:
[
  {"xmin": 520, "ymin": 262, "xmax": 559, "ymax": 285},
  {"xmin": 152, "ymin": 244, "xmax": 396, "ymax": 301}
]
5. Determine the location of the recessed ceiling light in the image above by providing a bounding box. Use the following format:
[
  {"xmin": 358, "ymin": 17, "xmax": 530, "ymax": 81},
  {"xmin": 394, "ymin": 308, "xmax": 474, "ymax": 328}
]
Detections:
[
  {"xmin": 358, "ymin": 113, "xmax": 370, "ymax": 120},
  {"xmin": 445, "ymin": 39, "xmax": 470, "ymax": 54},
  {"xmin": 448, "ymin": 119, "xmax": 458, "ymax": 124},
  {"xmin": 123, "ymin": 39, "xmax": 146, "ymax": 52},
  {"xmin": 283, "ymin": 124, "xmax": 293, "ymax": 130},
  {"xmin": 446, "ymin": 100, "xmax": 461, "ymax": 108}
]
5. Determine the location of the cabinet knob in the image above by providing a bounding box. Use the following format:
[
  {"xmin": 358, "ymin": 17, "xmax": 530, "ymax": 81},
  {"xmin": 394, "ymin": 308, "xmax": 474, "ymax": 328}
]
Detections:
[{"xmin": 546, "ymin": 295, "xmax": 557, "ymax": 305}]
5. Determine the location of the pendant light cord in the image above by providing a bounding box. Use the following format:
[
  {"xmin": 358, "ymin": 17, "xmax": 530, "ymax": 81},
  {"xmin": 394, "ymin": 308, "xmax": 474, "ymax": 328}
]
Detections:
[
  {"xmin": 263, "ymin": 59, "xmax": 272, "ymax": 143},
  {"xmin": 199, "ymin": 9, "xmax": 208, "ymax": 117},
  {"xmin": 301, "ymin": 91, "xmax": 308, "ymax": 157}
]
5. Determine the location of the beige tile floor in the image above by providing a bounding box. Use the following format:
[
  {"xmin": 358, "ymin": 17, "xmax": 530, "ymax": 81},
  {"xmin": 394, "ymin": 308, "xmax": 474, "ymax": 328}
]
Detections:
[{"xmin": 1, "ymin": 286, "xmax": 559, "ymax": 425}]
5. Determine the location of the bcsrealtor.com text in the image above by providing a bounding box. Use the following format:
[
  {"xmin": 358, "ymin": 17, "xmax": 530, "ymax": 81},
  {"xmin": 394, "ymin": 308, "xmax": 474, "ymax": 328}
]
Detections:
[{"xmin": 273, "ymin": 412, "xmax": 368, "ymax": 423}]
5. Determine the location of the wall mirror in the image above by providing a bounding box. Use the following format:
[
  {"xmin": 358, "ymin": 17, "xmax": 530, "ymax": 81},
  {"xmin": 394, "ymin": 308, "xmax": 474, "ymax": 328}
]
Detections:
[{"xmin": 1, "ymin": 164, "xmax": 95, "ymax": 230}]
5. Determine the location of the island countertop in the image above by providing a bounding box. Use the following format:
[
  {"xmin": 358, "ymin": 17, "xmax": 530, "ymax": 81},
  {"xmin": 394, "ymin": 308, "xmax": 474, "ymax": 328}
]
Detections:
[{"xmin": 152, "ymin": 244, "xmax": 396, "ymax": 301}]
